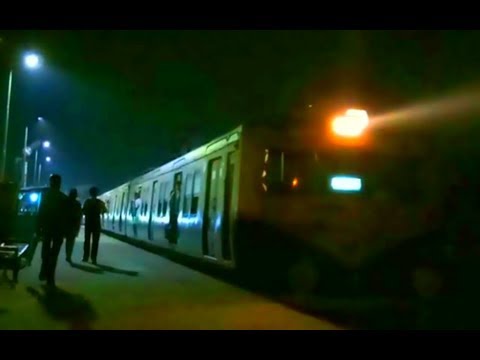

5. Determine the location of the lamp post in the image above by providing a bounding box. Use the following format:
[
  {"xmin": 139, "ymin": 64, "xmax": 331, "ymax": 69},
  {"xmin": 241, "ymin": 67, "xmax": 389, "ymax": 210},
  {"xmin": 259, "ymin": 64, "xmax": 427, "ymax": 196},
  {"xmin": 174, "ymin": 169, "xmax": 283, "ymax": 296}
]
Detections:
[
  {"xmin": 33, "ymin": 140, "xmax": 50, "ymax": 186},
  {"xmin": 38, "ymin": 156, "xmax": 51, "ymax": 186},
  {"xmin": 1, "ymin": 52, "xmax": 43, "ymax": 181}
]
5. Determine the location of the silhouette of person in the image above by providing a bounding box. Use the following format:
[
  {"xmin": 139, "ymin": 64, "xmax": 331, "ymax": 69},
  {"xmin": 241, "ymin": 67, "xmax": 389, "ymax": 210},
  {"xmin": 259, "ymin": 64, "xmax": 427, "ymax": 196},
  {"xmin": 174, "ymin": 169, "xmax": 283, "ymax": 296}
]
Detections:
[
  {"xmin": 37, "ymin": 174, "xmax": 68, "ymax": 287},
  {"xmin": 82, "ymin": 187, "xmax": 107, "ymax": 264},
  {"xmin": 0, "ymin": 182, "xmax": 16, "ymax": 243},
  {"xmin": 65, "ymin": 188, "xmax": 82, "ymax": 263}
]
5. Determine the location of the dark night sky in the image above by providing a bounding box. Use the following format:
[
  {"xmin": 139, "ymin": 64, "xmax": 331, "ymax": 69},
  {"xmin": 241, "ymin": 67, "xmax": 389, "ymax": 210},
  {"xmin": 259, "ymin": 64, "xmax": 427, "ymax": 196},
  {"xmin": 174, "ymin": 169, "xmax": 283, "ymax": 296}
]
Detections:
[{"xmin": 1, "ymin": 30, "xmax": 480, "ymax": 194}]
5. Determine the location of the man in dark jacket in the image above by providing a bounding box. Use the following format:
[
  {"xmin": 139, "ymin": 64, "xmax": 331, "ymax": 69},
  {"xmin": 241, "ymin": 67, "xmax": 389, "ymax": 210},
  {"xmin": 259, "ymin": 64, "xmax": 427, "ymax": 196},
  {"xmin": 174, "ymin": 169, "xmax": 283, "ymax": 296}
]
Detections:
[
  {"xmin": 65, "ymin": 188, "xmax": 82, "ymax": 263},
  {"xmin": 37, "ymin": 174, "xmax": 68, "ymax": 287},
  {"xmin": 82, "ymin": 186, "xmax": 107, "ymax": 264}
]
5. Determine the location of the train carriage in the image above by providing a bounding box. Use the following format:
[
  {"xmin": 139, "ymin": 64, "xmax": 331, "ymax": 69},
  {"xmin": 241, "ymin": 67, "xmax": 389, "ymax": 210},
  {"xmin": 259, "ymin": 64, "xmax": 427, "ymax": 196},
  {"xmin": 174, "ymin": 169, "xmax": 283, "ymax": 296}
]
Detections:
[{"xmin": 100, "ymin": 109, "xmax": 477, "ymax": 297}]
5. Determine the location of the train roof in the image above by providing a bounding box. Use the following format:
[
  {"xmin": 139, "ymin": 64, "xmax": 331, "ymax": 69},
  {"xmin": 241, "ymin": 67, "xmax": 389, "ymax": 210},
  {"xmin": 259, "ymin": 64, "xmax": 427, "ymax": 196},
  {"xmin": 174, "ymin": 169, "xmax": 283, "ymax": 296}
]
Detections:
[
  {"xmin": 101, "ymin": 125, "xmax": 244, "ymax": 196},
  {"xmin": 20, "ymin": 186, "xmax": 49, "ymax": 192}
]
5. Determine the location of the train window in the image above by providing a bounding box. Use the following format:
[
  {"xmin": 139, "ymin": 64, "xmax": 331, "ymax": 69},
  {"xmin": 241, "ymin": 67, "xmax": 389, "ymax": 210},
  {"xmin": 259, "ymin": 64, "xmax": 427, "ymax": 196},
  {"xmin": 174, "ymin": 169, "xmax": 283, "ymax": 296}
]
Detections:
[
  {"xmin": 117, "ymin": 193, "xmax": 122, "ymax": 215},
  {"xmin": 142, "ymin": 190, "xmax": 149, "ymax": 216},
  {"xmin": 191, "ymin": 171, "xmax": 201, "ymax": 215},
  {"xmin": 106, "ymin": 199, "xmax": 111, "ymax": 214},
  {"xmin": 263, "ymin": 149, "xmax": 286, "ymax": 191},
  {"xmin": 263, "ymin": 149, "xmax": 353, "ymax": 194},
  {"xmin": 141, "ymin": 186, "xmax": 150, "ymax": 216},
  {"xmin": 162, "ymin": 181, "xmax": 170, "ymax": 216},
  {"xmin": 174, "ymin": 172, "xmax": 182, "ymax": 187},
  {"xmin": 157, "ymin": 182, "xmax": 164, "ymax": 217},
  {"xmin": 162, "ymin": 182, "xmax": 168, "ymax": 216},
  {"xmin": 263, "ymin": 148, "xmax": 424, "ymax": 200},
  {"xmin": 183, "ymin": 174, "xmax": 193, "ymax": 216}
]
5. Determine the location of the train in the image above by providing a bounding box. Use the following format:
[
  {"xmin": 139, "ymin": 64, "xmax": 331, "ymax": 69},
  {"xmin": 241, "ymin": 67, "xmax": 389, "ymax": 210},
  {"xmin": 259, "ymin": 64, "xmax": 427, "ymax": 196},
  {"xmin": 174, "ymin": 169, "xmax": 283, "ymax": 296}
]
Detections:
[{"xmin": 99, "ymin": 109, "xmax": 480, "ymax": 297}]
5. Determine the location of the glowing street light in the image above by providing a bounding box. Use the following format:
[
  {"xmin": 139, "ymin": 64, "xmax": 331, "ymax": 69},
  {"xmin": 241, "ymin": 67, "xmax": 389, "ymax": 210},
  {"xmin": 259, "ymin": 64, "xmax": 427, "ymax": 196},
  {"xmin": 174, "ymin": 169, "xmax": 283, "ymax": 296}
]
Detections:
[
  {"xmin": 24, "ymin": 53, "xmax": 41, "ymax": 70},
  {"xmin": 46, "ymin": 156, "xmax": 51, "ymax": 163},
  {"xmin": 42, "ymin": 141, "xmax": 50, "ymax": 149},
  {"xmin": 1, "ymin": 50, "xmax": 44, "ymax": 181}
]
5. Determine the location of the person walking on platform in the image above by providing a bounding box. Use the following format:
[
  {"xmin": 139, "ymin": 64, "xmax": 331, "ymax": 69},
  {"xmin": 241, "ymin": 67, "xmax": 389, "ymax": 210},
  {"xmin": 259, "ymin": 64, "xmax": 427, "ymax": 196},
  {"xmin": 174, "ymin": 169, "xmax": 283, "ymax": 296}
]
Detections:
[
  {"xmin": 82, "ymin": 186, "xmax": 107, "ymax": 264},
  {"xmin": 65, "ymin": 188, "xmax": 82, "ymax": 263},
  {"xmin": 37, "ymin": 174, "xmax": 68, "ymax": 287}
]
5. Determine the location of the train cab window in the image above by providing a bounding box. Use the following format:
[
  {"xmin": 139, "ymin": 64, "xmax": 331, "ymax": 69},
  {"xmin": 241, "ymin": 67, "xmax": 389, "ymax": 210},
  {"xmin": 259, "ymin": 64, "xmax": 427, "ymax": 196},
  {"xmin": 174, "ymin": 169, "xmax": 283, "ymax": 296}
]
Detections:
[
  {"xmin": 263, "ymin": 149, "xmax": 299, "ymax": 193},
  {"xmin": 263, "ymin": 149, "xmax": 354, "ymax": 194},
  {"xmin": 191, "ymin": 171, "xmax": 201, "ymax": 216},
  {"xmin": 183, "ymin": 174, "xmax": 193, "ymax": 217},
  {"xmin": 263, "ymin": 148, "xmax": 423, "ymax": 200}
]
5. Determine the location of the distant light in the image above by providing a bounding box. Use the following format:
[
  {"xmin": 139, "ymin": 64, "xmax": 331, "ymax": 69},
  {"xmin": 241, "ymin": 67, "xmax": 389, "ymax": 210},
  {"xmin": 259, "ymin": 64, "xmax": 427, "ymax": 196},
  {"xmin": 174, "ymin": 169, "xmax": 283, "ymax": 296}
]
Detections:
[
  {"xmin": 24, "ymin": 53, "xmax": 41, "ymax": 69},
  {"xmin": 29, "ymin": 192, "xmax": 39, "ymax": 203},
  {"xmin": 38, "ymin": 117, "xmax": 45, "ymax": 122},
  {"xmin": 308, "ymin": 104, "xmax": 313, "ymax": 108},
  {"xmin": 330, "ymin": 175, "xmax": 362, "ymax": 192},
  {"xmin": 292, "ymin": 177, "xmax": 299, "ymax": 188},
  {"xmin": 46, "ymin": 156, "xmax": 51, "ymax": 162},
  {"xmin": 42, "ymin": 141, "xmax": 50, "ymax": 149},
  {"xmin": 332, "ymin": 109, "xmax": 369, "ymax": 137}
]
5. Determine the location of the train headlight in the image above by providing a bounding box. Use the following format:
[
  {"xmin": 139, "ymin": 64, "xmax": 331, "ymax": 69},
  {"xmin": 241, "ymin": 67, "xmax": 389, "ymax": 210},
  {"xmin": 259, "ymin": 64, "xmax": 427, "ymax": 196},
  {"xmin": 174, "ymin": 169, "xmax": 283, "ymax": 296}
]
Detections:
[{"xmin": 331, "ymin": 109, "xmax": 369, "ymax": 138}]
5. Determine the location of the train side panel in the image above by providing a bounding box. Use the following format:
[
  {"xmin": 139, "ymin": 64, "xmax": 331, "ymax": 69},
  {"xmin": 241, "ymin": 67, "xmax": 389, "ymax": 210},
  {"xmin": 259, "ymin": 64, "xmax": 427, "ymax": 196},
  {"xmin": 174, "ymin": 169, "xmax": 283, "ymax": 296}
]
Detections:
[{"xmin": 101, "ymin": 126, "xmax": 243, "ymax": 269}]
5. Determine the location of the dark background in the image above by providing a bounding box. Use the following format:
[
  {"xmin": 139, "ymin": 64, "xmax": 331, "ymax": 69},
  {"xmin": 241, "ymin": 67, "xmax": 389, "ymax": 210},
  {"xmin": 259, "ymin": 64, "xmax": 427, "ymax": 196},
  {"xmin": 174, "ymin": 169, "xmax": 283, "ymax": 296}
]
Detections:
[{"xmin": 1, "ymin": 30, "xmax": 479, "ymax": 194}]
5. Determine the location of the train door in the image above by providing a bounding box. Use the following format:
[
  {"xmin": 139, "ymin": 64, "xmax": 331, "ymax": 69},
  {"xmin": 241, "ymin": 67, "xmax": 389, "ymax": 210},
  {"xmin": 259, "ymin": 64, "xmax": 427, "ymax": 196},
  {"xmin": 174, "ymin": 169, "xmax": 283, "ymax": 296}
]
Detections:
[
  {"xmin": 222, "ymin": 150, "xmax": 238, "ymax": 262},
  {"xmin": 148, "ymin": 180, "xmax": 158, "ymax": 240},
  {"xmin": 203, "ymin": 157, "xmax": 223, "ymax": 258}
]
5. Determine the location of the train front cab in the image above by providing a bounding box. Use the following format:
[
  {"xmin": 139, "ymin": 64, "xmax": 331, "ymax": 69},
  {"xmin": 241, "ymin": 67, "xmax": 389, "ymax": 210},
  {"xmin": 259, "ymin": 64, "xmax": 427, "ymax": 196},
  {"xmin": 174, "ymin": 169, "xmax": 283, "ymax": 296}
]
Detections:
[{"xmin": 234, "ymin": 110, "xmax": 445, "ymax": 298}]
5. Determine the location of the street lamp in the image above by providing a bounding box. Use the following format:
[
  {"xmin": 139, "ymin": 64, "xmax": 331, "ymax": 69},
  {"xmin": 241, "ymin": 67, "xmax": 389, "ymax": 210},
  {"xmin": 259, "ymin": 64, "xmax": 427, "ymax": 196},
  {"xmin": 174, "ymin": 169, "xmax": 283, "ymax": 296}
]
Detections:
[
  {"xmin": 24, "ymin": 53, "xmax": 41, "ymax": 69},
  {"xmin": 33, "ymin": 140, "xmax": 51, "ymax": 186},
  {"xmin": 37, "ymin": 156, "xmax": 51, "ymax": 186},
  {"xmin": 21, "ymin": 114, "xmax": 48, "ymax": 187},
  {"xmin": 1, "ymin": 51, "xmax": 43, "ymax": 181}
]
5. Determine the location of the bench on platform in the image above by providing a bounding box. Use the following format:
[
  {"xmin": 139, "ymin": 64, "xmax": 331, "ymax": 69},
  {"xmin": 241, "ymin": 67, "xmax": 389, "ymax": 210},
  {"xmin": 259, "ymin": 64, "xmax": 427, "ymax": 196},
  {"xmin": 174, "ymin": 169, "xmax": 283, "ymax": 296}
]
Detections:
[{"xmin": 0, "ymin": 243, "xmax": 29, "ymax": 285}]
